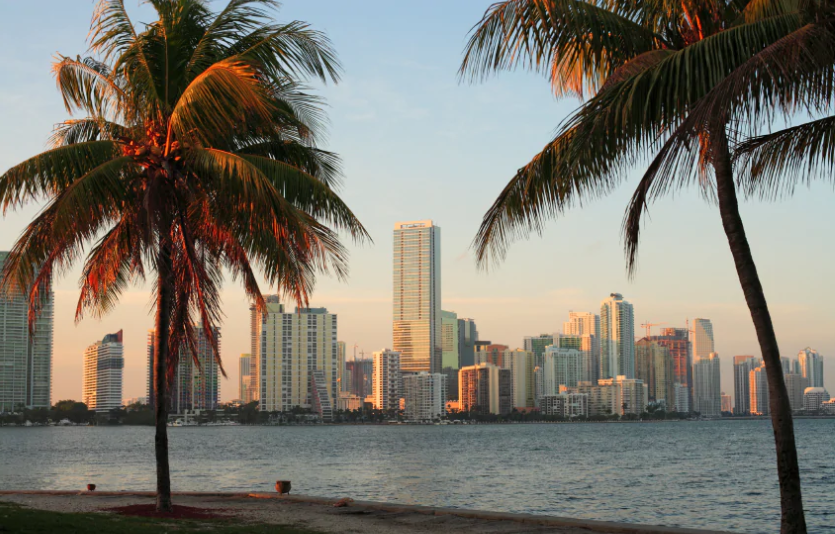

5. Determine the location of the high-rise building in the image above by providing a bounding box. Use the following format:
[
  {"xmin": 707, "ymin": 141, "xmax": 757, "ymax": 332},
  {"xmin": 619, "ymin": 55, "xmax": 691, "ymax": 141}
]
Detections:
[
  {"xmin": 693, "ymin": 352, "xmax": 721, "ymax": 417},
  {"xmin": 346, "ymin": 358, "xmax": 373, "ymax": 399},
  {"xmin": 441, "ymin": 311, "xmax": 459, "ymax": 369},
  {"xmin": 652, "ymin": 328, "xmax": 692, "ymax": 408},
  {"xmin": 556, "ymin": 334, "xmax": 595, "ymax": 385},
  {"xmin": 803, "ymin": 387, "xmax": 830, "ymax": 411},
  {"xmin": 0, "ymin": 251, "xmax": 54, "ymax": 412},
  {"xmin": 82, "ymin": 331, "xmax": 124, "ymax": 413},
  {"xmin": 691, "ymin": 319, "xmax": 715, "ymax": 360},
  {"xmin": 721, "ymin": 392, "xmax": 732, "ymax": 413},
  {"xmin": 635, "ymin": 338, "xmax": 675, "ymax": 408},
  {"xmin": 600, "ymin": 293, "xmax": 635, "ymax": 379},
  {"xmin": 239, "ymin": 354, "xmax": 251, "ymax": 402},
  {"xmin": 673, "ymin": 383, "xmax": 690, "ymax": 413},
  {"xmin": 403, "ymin": 372, "xmax": 447, "ymax": 421},
  {"xmin": 575, "ymin": 376, "xmax": 648, "ymax": 416},
  {"xmin": 563, "ymin": 311, "xmax": 600, "ymax": 384},
  {"xmin": 458, "ymin": 363, "xmax": 511, "ymax": 415},
  {"xmin": 749, "ymin": 364, "xmax": 769, "ymax": 415},
  {"xmin": 373, "ymin": 349, "xmax": 402, "ymax": 411},
  {"xmin": 784, "ymin": 373, "xmax": 810, "ymax": 412},
  {"xmin": 506, "ymin": 349, "xmax": 535, "ymax": 409},
  {"xmin": 781, "ymin": 357, "xmax": 801, "ymax": 376},
  {"xmin": 733, "ymin": 355, "xmax": 760, "ymax": 415},
  {"xmin": 798, "ymin": 348, "xmax": 824, "ymax": 388},
  {"xmin": 337, "ymin": 341, "xmax": 347, "ymax": 393},
  {"xmin": 393, "ymin": 220, "xmax": 441, "ymax": 374},
  {"xmin": 546, "ymin": 345, "xmax": 589, "ymax": 389},
  {"xmin": 524, "ymin": 334, "xmax": 554, "ymax": 367},
  {"xmin": 457, "ymin": 318, "xmax": 478, "ymax": 368},
  {"xmin": 252, "ymin": 300, "xmax": 339, "ymax": 414},
  {"xmin": 146, "ymin": 325, "xmax": 220, "ymax": 413},
  {"xmin": 475, "ymin": 344, "xmax": 510, "ymax": 367}
]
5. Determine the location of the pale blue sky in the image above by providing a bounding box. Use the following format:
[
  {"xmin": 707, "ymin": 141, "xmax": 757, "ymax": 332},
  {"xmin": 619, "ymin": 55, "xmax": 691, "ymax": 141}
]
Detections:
[{"xmin": 0, "ymin": 1, "xmax": 832, "ymax": 402}]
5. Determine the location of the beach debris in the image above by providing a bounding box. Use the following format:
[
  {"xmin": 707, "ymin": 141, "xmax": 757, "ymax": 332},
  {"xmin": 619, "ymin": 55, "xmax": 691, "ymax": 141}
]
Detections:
[
  {"xmin": 333, "ymin": 498, "xmax": 354, "ymax": 508},
  {"xmin": 275, "ymin": 480, "xmax": 292, "ymax": 494},
  {"xmin": 86, "ymin": 484, "xmax": 96, "ymax": 492}
]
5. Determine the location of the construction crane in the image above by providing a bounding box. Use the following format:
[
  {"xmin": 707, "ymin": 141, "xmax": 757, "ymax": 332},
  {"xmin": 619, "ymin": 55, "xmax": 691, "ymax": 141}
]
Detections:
[{"xmin": 640, "ymin": 321, "xmax": 667, "ymax": 338}]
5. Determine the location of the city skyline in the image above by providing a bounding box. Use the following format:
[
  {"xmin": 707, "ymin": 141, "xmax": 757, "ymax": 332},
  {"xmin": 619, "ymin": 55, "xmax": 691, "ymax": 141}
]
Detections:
[{"xmin": 1, "ymin": 1, "xmax": 833, "ymax": 404}]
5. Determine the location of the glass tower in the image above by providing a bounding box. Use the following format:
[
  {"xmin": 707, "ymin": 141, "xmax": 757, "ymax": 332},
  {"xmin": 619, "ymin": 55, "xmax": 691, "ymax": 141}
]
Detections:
[{"xmin": 393, "ymin": 220, "xmax": 441, "ymax": 374}]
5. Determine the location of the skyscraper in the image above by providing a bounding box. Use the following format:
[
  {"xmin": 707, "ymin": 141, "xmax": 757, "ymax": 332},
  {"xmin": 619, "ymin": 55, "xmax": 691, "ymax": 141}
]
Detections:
[
  {"xmin": 82, "ymin": 331, "xmax": 124, "ymax": 413},
  {"xmin": 146, "ymin": 325, "xmax": 221, "ymax": 413},
  {"xmin": 457, "ymin": 318, "xmax": 478, "ymax": 368},
  {"xmin": 784, "ymin": 373, "xmax": 809, "ymax": 412},
  {"xmin": 506, "ymin": 349, "xmax": 535, "ymax": 409},
  {"xmin": 441, "ymin": 310, "xmax": 459, "ymax": 370},
  {"xmin": 546, "ymin": 345, "xmax": 589, "ymax": 389},
  {"xmin": 691, "ymin": 319, "xmax": 715, "ymax": 360},
  {"xmin": 393, "ymin": 220, "xmax": 441, "ymax": 374},
  {"xmin": 600, "ymin": 293, "xmax": 635, "ymax": 379},
  {"xmin": 563, "ymin": 311, "xmax": 600, "ymax": 384},
  {"xmin": 337, "ymin": 341, "xmax": 347, "ymax": 393},
  {"xmin": 750, "ymin": 364, "xmax": 769, "ymax": 415},
  {"xmin": 733, "ymin": 355, "xmax": 760, "ymax": 415},
  {"xmin": 403, "ymin": 372, "xmax": 447, "ymax": 421},
  {"xmin": 556, "ymin": 334, "xmax": 595, "ymax": 386},
  {"xmin": 239, "ymin": 354, "xmax": 251, "ymax": 402},
  {"xmin": 345, "ymin": 358, "xmax": 373, "ymax": 399},
  {"xmin": 373, "ymin": 349, "xmax": 402, "ymax": 411},
  {"xmin": 0, "ymin": 251, "xmax": 54, "ymax": 412},
  {"xmin": 524, "ymin": 334, "xmax": 555, "ymax": 367},
  {"xmin": 252, "ymin": 300, "xmax": 339, "ymax": 414},
  {"xmin": 693, "ymin": 352, "xmax": 721, "ymax": 417},
  {"xmin": 635, "ymin": 338, "xmax": 675, "ymax": 408},
  {"xmin": 653, "ymin": 328, "xmax": 692, "ymax": 406},
  {"xmin": 798, "ymin": 348, "xmax": 824, "ymax": 388},
  {"xmin": 458, "ymin": 363, "xmax": 511, "ymax": 415}
]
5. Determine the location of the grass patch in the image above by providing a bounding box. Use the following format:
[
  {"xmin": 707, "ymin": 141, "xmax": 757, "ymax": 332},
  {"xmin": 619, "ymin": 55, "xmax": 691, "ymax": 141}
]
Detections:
[{"xmin": 0, "ymin": 501, "xmax": 319, "ymax": 533}]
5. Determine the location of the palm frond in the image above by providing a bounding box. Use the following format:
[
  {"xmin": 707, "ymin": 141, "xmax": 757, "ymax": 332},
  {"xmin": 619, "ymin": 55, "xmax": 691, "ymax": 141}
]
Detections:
[
  {"xmin": 49, "ymin": 118, "xmax": 129, "ymax": 147},
  {"xmin": 52, "ymin": 56, "xmax": 125, "ymax": 118}
]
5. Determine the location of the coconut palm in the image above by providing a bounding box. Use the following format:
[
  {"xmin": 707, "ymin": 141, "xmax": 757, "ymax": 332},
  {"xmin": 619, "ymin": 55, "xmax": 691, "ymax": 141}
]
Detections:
[
  {"xmin": 460, "ymin": 1, "xmax": 835, "ymax": 531},
  {"xmin": 0, "ymin": 0, "xmax": 368, "ymax": 512}
]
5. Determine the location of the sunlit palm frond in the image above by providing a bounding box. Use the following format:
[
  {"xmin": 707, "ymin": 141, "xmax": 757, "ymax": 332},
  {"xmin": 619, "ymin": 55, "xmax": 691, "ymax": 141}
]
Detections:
[
  {"xmin": 49, "ymin": 118, "xmax": 129, "ymax": 147},
  {"xmin": 52, "ymin": 56, "xmax": 125, "ymax": 119}
]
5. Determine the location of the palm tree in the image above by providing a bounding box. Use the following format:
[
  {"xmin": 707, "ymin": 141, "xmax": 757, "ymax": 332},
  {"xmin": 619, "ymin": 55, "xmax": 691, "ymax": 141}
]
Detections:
[
  {"xmin": 460, "ymin": 1, "xmax": 833, "ymax": 532},
  {"xmin": 0, "ymin": 0, "xmax": 368, "ymax": 512}
]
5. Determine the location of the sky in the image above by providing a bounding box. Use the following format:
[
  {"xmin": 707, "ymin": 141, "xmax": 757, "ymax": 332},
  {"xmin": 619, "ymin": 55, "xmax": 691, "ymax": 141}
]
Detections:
[{"xmin": 0, "ymin": 1, "xmax": 833, "ymax": 403}]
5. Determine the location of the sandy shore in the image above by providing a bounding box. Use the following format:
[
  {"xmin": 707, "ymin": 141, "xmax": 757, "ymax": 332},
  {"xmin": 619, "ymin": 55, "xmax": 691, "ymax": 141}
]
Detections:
[{"xmin": 0, "ymin": 491, "xmax": 735, "ymax": 534}]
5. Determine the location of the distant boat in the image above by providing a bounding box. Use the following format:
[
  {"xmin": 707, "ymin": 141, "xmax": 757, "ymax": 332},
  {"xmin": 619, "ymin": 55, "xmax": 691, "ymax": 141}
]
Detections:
[
  {"xmin": 167, "ymin": 419, "xmax": 184, "ymax": 427},
  {"xmin": 57, "ymin": 419, "xmax": 73, "ymax": 426}
]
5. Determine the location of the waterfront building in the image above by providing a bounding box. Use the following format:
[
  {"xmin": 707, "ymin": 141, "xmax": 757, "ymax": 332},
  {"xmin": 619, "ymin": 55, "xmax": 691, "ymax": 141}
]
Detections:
[
  {"xmin": 539, "ymin": 393, "xmax": 588, "ymax": 418},
  {"xmin": 673, "ymin": 383, "xmax": 690, "ymax": 413},
  {"xmin": 784, "ymin": 373, "xmax": 810, "ymax": 411},
  {"xmin": 239, "ymin": 354, "xmax": 251, "ymax": 402},
  {"xmin": 393, "ymin": 220, "xmax": 442, "ymax": 374},
  {"xmin": 457, "ymin": 318, "xmax": 478, "ymax": 368},
  {"xmin": 733, "ymin": 356, "xmax": 760, "ymax": 415},
  {"xmin": 798, "ymin": 348, "xmax": 824, "ymax": 388},
  {"xmin": 524, "ymin": 334, "xmax": 554, "ymax": 367},
  {"xmin": 634, "ymin": 338, "xmax": 675, "ymax": 408},
  {"xmin": 373, "ymin": 349, "xmax": 402, "ymax": 411},
  {"xmin": 403, "ymin": 372, "xmax": 447, "ymax": 421},
  {"xmin": 600, "ymin": 293, "xmax": 635, "ymax": 379},
  {"xmin": 652, "ymin": 328, "xmax": 692, "ymax": 409},
  {"xmin": 507, "ymin": 349, "xmax": 535, "ymax": 409},
  {"xmin": 82, "ymin": 331, "xmax": 124, "ymax": 413},
  {"xmin": 475, "ymin": 343, "xmax": 510, "ymax": 367},
  {"xmin": 821, "ymin": 398, "xmax": 835, "ymax": 415},
  {"xmin": 546, "ymin": 345, "xmax": 589, "ymax": 389},
  {"xmin": 691, "ymin": 319, "xmax": 715, "ymax": 360},
  {"xmin": 749, "ymin": 364, "xmax": 769, "ymax": 415},
  {"xmin": 337, "ymin": 392, "xmax": 363, "ymax": 411},
  {"xmin": 337, "ymin": 341, "xmax": 347, "ymax": 393},
  {"xmin": 310, "ymin": 370, "xmax": 334, "ymax": 421},
  {"xmin": 0, "ymin": 251, "xmax": 54, "ymax": 412},
  {"xmin": 721, "ymin": 392, "xmax": 732, "ymax": 413},
  {"xmin": 556, "ymin": 334, "xmax": 595, "ymax": 386},
  {"xmin": 252, "ymin": 300, "xmax": 338, "ymax": 414},
  {"xmin": 563, "ymin": 311, "xmax": 600, "ymax": 384},
  {"xmin": 803, "ymin": 387, "xmax": 830, "ymax": 412},
  {"xmin": 458, "ymin": 363, "xmax": 511, "ymax": 415},
  {"xmin": 693, "ymin": 352, "xmax": 721, "ymax": 417},
  {"xmin": 576, "ymin": 376, "xmax": 648, "ymax": 416}
]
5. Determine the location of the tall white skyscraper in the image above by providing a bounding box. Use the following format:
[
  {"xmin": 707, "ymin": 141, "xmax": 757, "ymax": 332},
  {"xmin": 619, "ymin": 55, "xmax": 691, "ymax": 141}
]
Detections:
[
  {"xmin": 693, "ymin": 352, "xmax": 722, "ymax": 417},
  {"xmin": 393, "ymin": 220, "xmax": 441, "ymax": 374},
  {"xmin": 373, "ymin": 349, "xmax": 402, "ymax": 411},
  {"xmin": 546, "ymin": 346, "xmax": 589, "ymax": 389},
  {"xmin": 239, "ymin": 354, "xmax": 251, "ymax": 402},
  {"xmin": 0, "ymin": 251, "xmax": 54, "ymax": 412},
  {"xmin": 82, "ymin": 331, "xmax": 124, "ymax": 412},
  {"xmin": 798, "ymin": 347, "xmax": 824, "ymax": 388},
  {"xmin": 252, "ymin": 299, "xmax": 339, "ymax": 415},
  {"xmin": 600, "ymin": 294, "xmax": 635, "ymax": 379}
]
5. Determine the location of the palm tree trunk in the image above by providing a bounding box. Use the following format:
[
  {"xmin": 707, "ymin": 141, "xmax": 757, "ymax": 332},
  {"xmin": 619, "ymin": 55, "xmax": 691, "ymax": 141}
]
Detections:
[
  {"xmin": 153, "ymin": 243, "xmax": 174, "ymax": 513},
  {"xmin": 711, "ymin": 127, "xmax": 806, "ymax": 534}
]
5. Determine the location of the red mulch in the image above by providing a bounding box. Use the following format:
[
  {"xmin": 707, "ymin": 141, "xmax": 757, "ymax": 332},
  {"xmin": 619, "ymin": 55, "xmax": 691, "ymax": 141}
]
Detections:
[{"xmin": 105, "ymin": 504, "xmax": 232, "ymax": 520}]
